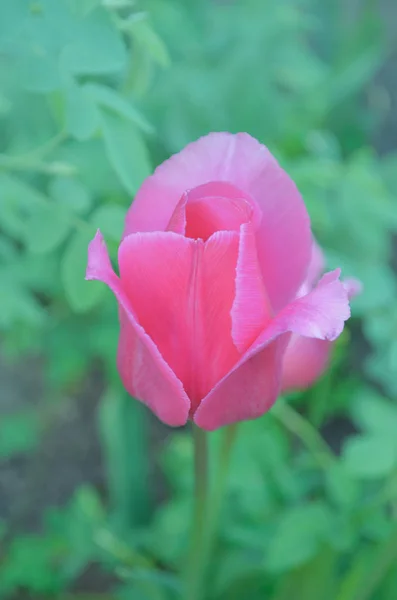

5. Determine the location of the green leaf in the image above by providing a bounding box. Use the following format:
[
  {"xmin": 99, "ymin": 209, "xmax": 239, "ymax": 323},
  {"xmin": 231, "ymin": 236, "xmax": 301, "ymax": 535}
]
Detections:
[
  {"xmin": 97, "ymin": 387, "xmax": 152, "ymax": 529},
  {"xmin": 47, "ymin": 485, "xmax": 105, "ymax": 581},
  {"xmin": 265, "ymin": 503, "xmax": 331, "ymax": 573},
  {"xmin": 351, "ymin": 526, "xmax": 397, "ymax": 600},
  {"xmin": 85, "ymin": 83, "xmax": 153, "ymax": 134},
  {"xmin": 19, "ymin": 53, "xmax": 61, "ymax": 93},
  {"xmin": 213, "ymin": 550, "xmax": 266, "ymax": 600},
  {"xmin": 60, "ymin": 7, "xmax": 127, "ymax": 75},
  {"xmin": 24, "ymin": 204, "xmax": 72, "ymax": 253},
  {"xmin": 351, "ymin": 389, "xmax": 397, "ymax": 436},
  {"xmin": 127, "ymin": 18, "xmax": 171, "ymax": 68},
  {"xmin": 335, "ymin": 548, "xmax": 373, "ymax": 600},
  {"xmin": 118, "ymin": 568, "xmax": 180, "ymax": 600},
  {"xmin": 0, "ymin": 412, "xmax": 41, "ymax": 458},
  {"xmin": 66, "ymin": 0, "xmax": 100, "ymax": 17},
  {"xmin": 342, "ymin": 434, "xmax": 397, "ymax": 479},
  {"xmin": 0, "ymin": 277, "xmax": 45, "ymax": 328},
  {"xmin": 101, "ymin": 110, "xmax": 151, "ymax": 194},
  {"xmin": 90, "ymin": 204, "xmax": 125, "ymax": 241},
  {"xmin": 0, "ymin": 534, "xmax": 64, "ymax": 594},
  {"xmin": 49, "ymin": 176, "xmax": 92, "ymax": 214},
  {"xmin": 325, "ymin": 462, "xmax": 360, "ymax": 507},
  {"xmin": 61, "ymin": 228, "xmax": 105, "ymax": 312},
  {"xmin": 64, "ymin": 79, "xmax": 99, "ymax": 140},
  {"xmin": 0, "ymin": 175, "xmax": 49, "ymax": 239}
]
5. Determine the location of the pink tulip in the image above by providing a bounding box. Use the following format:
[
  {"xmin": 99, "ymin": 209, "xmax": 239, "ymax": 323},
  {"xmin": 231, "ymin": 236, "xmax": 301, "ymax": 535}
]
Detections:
[
  {"xmin": 86, "ymin": 132, "xmax": 352, "ymax": 430},
  {"xmin": 281, "ymin": 242, "xmax": 362, "ymax": 393}
]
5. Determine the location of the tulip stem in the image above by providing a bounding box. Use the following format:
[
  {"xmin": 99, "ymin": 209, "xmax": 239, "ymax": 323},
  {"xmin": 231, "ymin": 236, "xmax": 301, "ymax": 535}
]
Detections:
[
  {"xmin": 206, "ymin": 424, "xmax": 238, "ymax": 554},
  {"xmin": 186, "ymin": 424, "xmax": 209, "ymax": 600},
  {"xmin": 185, "ymin": 424, "xmax": 238, "ymax": 600},
  {"xmin": 272, "ymin": 399, "xmax": 335, "ymax": 469}
]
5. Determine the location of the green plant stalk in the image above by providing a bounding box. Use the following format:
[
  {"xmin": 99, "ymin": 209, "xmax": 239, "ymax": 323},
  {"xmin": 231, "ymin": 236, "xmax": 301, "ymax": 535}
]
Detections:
[
  {"xmin": 272, "ymin": 399, "xmax": 335, "ymax": 469},
  {"xmin": 185, "ymin": 424, "xmax": 209, "ymax": 600},
  {"xmin": 185, "ymin": 424, "xmax": 238, "ymax": 600},
  {"xmin": 353, "ymin": 526, "xmax": 397, "ymax": 600},
  {"xmin": 206, "ymin": 424, "xmax": 238, "ymax": 556}
]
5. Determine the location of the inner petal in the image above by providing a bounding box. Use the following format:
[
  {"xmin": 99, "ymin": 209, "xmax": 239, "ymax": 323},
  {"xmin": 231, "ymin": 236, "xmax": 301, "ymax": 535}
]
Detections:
[
  {"xmin": 167, "ymin": 181, "xmax": 261, "ymax": 241},
  {"xmin": 118, "ymin": 230, "xmax": 241, "ymax": 413}
]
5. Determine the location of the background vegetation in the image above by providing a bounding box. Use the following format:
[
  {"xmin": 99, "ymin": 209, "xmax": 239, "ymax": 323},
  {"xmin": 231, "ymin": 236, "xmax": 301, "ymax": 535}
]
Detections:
[{"xmin": 1, "ymin": 0, "xmax": 397, "ymax": 598}]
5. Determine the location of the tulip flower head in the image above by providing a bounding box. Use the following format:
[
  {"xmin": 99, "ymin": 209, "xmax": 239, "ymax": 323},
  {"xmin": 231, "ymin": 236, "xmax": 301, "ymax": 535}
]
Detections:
[{"xmin": 86, "ymin": 133, "xmax": 353, "ymax": 430}]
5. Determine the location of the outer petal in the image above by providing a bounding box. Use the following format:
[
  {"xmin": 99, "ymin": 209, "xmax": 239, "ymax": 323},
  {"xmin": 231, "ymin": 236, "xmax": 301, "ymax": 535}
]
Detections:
[
  {"xmin": 280, "ymin": 336, "xmax": 332, "ymax": 393},
  {"xmin": 298, "ymin": 239, "xmax": 326, "ymax": 297},
  {"xmin": 194, "ymin": 269, "xmax": 350, "ymax": 430},
  {"xmin": 86, "ymin": 230, "xmax": 190, "ymax": 427},
  {"xmin": 118, "ymin": 230, "xmax": 240, "ymax": 411},
  {"xmin": 281, "ymin": 274, "xmax": 362, "ymax": 393},
  {"xmin": 343, "ymin": 277, "xmax": 363, "ymax": 299},
  {"xmin": 124, "ymin": 132, "xmax": 311, "ymax": 310}
]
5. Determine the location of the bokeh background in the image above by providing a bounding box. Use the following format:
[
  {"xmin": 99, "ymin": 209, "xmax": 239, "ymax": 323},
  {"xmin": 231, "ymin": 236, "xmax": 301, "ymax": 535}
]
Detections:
[{"xmin": 1, "ymin": 0, "xmax": 397, "ymax": 598}]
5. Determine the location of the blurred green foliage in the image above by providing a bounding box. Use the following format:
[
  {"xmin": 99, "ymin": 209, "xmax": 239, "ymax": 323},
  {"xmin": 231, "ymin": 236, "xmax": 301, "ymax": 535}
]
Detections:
[{"xmin": 0, "ymin": 0, "xmax": 397, "ymax": 598}]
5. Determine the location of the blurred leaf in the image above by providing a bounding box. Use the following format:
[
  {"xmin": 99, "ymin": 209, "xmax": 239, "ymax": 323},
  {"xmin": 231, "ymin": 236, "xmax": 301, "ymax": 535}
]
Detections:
[
  {"xmin": 66, "ymin": 0, "xmax": 101, "ymax": 17},
  {"xmin": 23, "ymin": 204, "xmax": 71, "ymax": 253},
  {"xmin": 61, "ymin": 228, "xmax": 105, "ymax": 312},
  {"xmin": 265, "ymin": 502, "xmax": 331, "ymax": 573},
  {"xmin": 49, "ymin": 176, "xmax": 93, "ymax": 214},
  {"xmin": 351, "ymin": 525, "xmax": 397, "ymax": 600},
  {"xmin": 0, "ymin": 277, "xmax": 45, "ymax": 328},
  {"xmin": 19, "ymin": 53, "xmax": 62, "ymax": 93},
  {"xmin": 47, "ymin": 485, "xmax": 105, "ymax": 581},
  {"xmin": 126, "ymin": 17, "xmax": 171, "ymax": 68},
  {"xmin": 0, "ymin": 534, "xmax": 64, "ymax": 594},
  {"xmin": 335, "ymin": 548, "xmax": 373, "ymax": 600},
  {"xmin": 101, "ymin": 110, "xmax": 151, "ymax": 194},
  {"xmin": 325, "ymin": 461, "xmax": 360, "ymax": 507},
  {"xmin": 60, "ymin": 6, "xmax": 127, "ymax": 75},
  {"xmin": 148, "ymin": 498, "xmax": 190, "ymax": 567},
  {"xmin": 0, "ymin": 175, "xmax": 47, "ymax": 239},
  {"xmin": 0, "ymin": 412, "xmax": 40, "ymax": 458},
  {"xmin": 350, "ymin": 388, "xmax": 397, "ymax": 436},
  {"xmin": 64, "ymin": 78, "xmax": 99, "ymax": 140},
  {"xmin": 342, "ymin": 434, "xmax": 397, "ymax": 480},
  {"xmin": 90, "ymin": 204, "xmax": 125, "ymax": 241},
  {"xmin": 118, "ymin": 567, "xmax": 180, "ymax": 600},
  {"xmin": 55, "ymin": 138, "xmax": 124, "ymax": 196},
  {"xmin": 97, "ymin": 387, "xmax": 152, "ymax": 529},
  {"xmin": 85, "ymin": 82, "xmax": 153, "ymax": 134}
]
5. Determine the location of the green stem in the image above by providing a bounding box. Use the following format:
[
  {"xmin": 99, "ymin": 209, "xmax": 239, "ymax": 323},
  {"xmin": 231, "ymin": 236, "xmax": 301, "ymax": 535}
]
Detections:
[
  {"xmin": 0, "ymin": 153, "xmax": 75, "ymax": 175},
  {"xmin": 206, "ymin": 424, "xmax": 238, "ymax": 553},
  {"xmin": 185, "ymin": 424, "xmax": 239, "ymax": 600},
  {"xmin": 185, "ymin": 424, "xmax": 209, "ymax": 600},
  {"xmin": 354, "ymin": 526, "xmax": 397, "ymax": 600},
  {"xmin": 272, "ymin": 400, "xmax": 335, "ymax": 469}
]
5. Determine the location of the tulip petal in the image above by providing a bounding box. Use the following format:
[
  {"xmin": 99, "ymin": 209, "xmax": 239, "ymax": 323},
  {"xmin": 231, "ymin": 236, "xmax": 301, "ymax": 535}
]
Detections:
[
  {"xmin": 167, "ymin": 181, "xmax": 260, "ymax": 240},
  {"xmin": 231, "ymin": 223, "xmax": 272, "ymax": 353},
  {"xmin": 124, "ymin": 132, "xmax": 311, "ymax": 310},
  {"xmin": 344, "ymin": 277, "xmax": 363, "ymax": 299},
  {"xmin": 118, "ymin": 230, "xmax": 240, "ymax": 411},
  {"xmin": 298, "ymin": 239, "xmax": 326, "ymax": 296},
  {"xmin": 86, "ymin": 230, "xmax": 190, "ymax": 427},
  {"xmin": 195, "ymin": 269, "xmax": 349, "ymax": 430},
  {"xmin": 281, "ymin": 335, "xmax": 332, "ymax": 393},
  {"xmin": 194, "ymin": 336, "xmax": 290, "ymax": 430},
  {"xmin": 281, "ymin": 272, "xmax": 362, "ymax": 393}
]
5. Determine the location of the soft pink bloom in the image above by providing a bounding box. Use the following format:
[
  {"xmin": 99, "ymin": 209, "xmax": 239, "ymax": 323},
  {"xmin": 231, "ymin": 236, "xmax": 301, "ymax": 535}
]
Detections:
[
  {"xmin": 281, "ymin": 242, "xmax": 362, "ymax": 393},
  {"xmin": 86, "ymin": 132, "xmax": 352, "ymax": 430}
]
